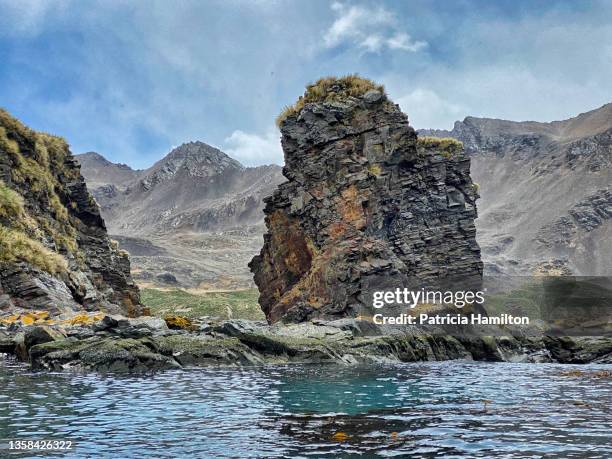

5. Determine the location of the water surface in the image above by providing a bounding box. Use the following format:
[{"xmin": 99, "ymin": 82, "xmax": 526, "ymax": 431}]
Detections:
[{"xmin": 1, "ymin": 358, "xmax": 610, "ymax": 458}]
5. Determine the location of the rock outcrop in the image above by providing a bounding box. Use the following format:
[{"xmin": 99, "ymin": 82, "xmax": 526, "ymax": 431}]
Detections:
[
  {"xmin": 0, "ymin": 109, "xmax": 142, "ymax": 317},
  {"xmin": 250, "ymin": 76, "xmax": 482, "ymax": 324},
  {"xmin": 3, "ymin": 316, "xmax": 609, "ymax": 373}
]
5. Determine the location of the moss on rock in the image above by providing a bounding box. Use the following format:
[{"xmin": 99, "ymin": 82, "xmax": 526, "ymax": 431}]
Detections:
[{"xmin": 417, "ymin": 136, "xmax": 464, "ymax": 158}]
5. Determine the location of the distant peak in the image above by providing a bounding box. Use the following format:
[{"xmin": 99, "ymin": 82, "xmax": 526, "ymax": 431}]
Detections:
[
  {"xmin": 140, "ymin": 141, "xmax": 244, "ymax": 189},
  {"xmin": 76, "ymin": 152, "xmax": 136, "ymax": 171},
  {"xmin": 79, "ymin": 151, "xmax": 111, "ymax": 163},
  {"xmin": 165, "ymin": 141, "xmax": 241, "ymax": 166}
]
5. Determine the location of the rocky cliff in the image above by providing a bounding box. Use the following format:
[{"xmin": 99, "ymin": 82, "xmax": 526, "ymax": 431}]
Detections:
[
  {"xmin": 420, "ymin": 103, "xmax": 612, "ymax": 276},
  {"xmin": 0, "ymin": 109, "xmax": 142, "ymax": 317},
  {"xmin": 250, "ymin": 76, "xmax": 482, "ymax": 324}
]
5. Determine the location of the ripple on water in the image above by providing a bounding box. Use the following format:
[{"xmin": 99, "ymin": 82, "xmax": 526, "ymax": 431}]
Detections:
[{"xmin": 0, "ymin": 359, "xmax": 610, "ymax": 458}]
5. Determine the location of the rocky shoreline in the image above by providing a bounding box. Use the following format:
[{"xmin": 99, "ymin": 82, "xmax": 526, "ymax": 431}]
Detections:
[{"xmin": 1, "ymin": 314, "xmax": 611, "ymax": 373}]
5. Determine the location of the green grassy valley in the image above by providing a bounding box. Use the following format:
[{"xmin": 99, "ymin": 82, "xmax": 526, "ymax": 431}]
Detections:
[{"xmin": 141, "ymin": 288, "xmax": 265, "ymax": 320}]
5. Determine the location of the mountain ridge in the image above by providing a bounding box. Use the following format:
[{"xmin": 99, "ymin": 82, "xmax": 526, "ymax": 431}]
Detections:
[
  {"xmin": 420, "ymin": 102, "xmax": 611, "ymax": 276},
  {"xmin": 76, "ymin": 141, "xmax": 285, "ymax": 289}
]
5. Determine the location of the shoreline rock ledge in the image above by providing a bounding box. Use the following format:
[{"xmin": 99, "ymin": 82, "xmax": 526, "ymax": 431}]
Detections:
[{"xmin": 250, "ymin": 76, "xmax": 483, "ymax": 324}]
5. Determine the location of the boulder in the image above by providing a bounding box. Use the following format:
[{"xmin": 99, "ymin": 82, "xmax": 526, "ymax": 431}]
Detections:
[
  {"xmin": 15, "ymin": 325, "xmax": 66, "ymax": 361},
  {"xmin": 29, "ymin": 336, "xmax": 181, "ymax": 372}
]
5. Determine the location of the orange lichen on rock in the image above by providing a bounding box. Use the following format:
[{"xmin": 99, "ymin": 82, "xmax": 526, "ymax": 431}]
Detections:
[
  {"xmin": 1, "ymin": 311, "xmax": 53, "ymax": 326},
  {"xmin": 267, "ymin": 211, "xmax": 314, "ymax": 278},
  {"xmin": 338, "ymin": 185, "xmax": 367, "ymax": 230},
  {"xmin": 164, "ymin": 314, "xmax": 193, "ymax": 330},
  {"xmin": 62, "ymin": 312, "xmax": 105, "ymax": 327}
]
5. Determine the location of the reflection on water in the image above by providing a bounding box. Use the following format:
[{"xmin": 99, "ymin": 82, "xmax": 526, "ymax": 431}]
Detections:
[{"xmin": 0, "ymin": 358, "xmax": 611, "ymax": 458}]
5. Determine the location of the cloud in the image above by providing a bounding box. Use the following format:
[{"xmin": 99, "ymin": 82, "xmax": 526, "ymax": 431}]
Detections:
[
  {"xmin": 387, "ymin": 32, "xmax": 427, "ymax": 52},
  {"xmin": 224, "ymin": 127, "xmax": 283, "ymax": 166},
  {"xmin": 323, "ymin": 2, "xmax": 426, "ymax": 53},
  {"xmin": 2, "ymin": 0, "xmax": 612, "ymax": 168},
  {"xmin": 0, "ymin": 0, "xmax": 70, "ymax": 37},
  {"xmin": 394, "ymin": 88, "xmax": 465, "ymax": 130}
]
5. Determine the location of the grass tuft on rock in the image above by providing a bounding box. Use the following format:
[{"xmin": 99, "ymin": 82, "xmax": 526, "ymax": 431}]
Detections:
[
  {"xmin": 0, "ymin": 226, "xmax": 67, "ymax": 274},
  {"xmin": 276, "ymin": 75, "xmax": 385, "ymax": 126},
  {"xmin": 0, "ymin": 181, "xmax": 26, "ymax": 220},
  {"xmin": 417, "ymin": 136, "xmax": 464, "ymax": 158}
]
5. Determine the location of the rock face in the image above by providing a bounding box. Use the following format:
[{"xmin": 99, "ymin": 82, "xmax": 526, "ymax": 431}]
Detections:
[
  {"xmin": 0, "ymin": 109, "xmax": 142, "ymax": 317},
  {"xmin": 250, "ymin": 77, "xmax": 482, "ymax": 324},
  {"xmin": 76, "ymin": 143, "xmax": 284, "ymax": 289},
  {"xmin": 420, "ymin": 103, "xmax": 612, "ymax": 276}
]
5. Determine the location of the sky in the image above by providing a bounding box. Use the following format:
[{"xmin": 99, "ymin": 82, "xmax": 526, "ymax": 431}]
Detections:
[{"xmin": 0, "ymin": 0, "xmax": 611, "ymax": 169}]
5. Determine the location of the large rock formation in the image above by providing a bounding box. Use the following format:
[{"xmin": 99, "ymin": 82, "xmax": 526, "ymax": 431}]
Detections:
[
  {"xmin": 420, "ymin": 103, "xmax": 612, "ymax": 276},
  {"xmin": 0, "ymin": 109, "xmax": 142, "ymax": 317},
  {"xmin": 250, "ymin": 77, "xmax": 482, "ymax": 324}
]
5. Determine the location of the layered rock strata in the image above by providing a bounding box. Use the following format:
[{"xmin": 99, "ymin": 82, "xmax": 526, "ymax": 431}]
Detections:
[
  {"xmin": 0, "ymin": 109, "xmax": 141, "ymax": 317},
  {"xmin": 250, "ymin": 77, "xmax": 483, "ymax": 323}
]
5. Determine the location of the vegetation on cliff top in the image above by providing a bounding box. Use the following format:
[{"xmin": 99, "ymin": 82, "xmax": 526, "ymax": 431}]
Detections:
[
  {"xmin": 0, "ymin": 109, "xmax": 82, "ymax": 273},
  {"xmin": 276, "ymin": 75, "xmax": 385, "ymax": 126},
  {"xmin": 417, "ymin": 136, "xmax": 464, "ymax": 158}
]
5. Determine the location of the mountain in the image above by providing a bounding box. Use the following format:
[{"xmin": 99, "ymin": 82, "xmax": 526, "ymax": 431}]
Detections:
[
  {"xmin": 420, "ymin": 103, "xmax": 612, "ymax": 276},
  {"xmin": 0, "ymin": 109, "xmax": 141, "ymax": 317},
  {"xmin": 77, "ymin": 152, "xmax": 143, "ymax": 191},
  {"xmin": 76, "ymin": 142, "xmax": 284, "ymax": 289}
]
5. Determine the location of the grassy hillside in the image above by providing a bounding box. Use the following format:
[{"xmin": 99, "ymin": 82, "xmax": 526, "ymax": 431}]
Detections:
[{"xmin": 141, "ymin": 288, "xmax": 265, "ymax": 320}]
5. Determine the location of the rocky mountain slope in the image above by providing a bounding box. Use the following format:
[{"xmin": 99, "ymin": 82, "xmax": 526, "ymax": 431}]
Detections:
[
  {"xmin": 251, "ymin": 76, "xmax": 482, "ymax": 323},
  {"xmin": 0, "ymin": 109, "xmax": 142, "ymax": 318},
  {"xmin": 76, "ymin": 142, "xmax": 284, "ymax": 289},
  {"xmin": 77, "ymin": 152, "xmax": 143, "ymax": 191},
  {"xmin": 420, "ymin": 103, "xmax": 611, "ymax": 276}
]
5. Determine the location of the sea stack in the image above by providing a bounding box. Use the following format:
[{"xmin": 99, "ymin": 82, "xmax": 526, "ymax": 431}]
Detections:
[
  {"xmin": 250, "ymin": 76, "xmax": 483, "ymax": 324},
  {"xmin": 0, "ymin": 109, "xmax": 142, "ymax": 317}
]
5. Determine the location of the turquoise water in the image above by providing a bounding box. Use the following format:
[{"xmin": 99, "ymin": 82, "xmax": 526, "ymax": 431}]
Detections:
[{"xmin": 0, "ymin": 359, "xmax": 611, "ymax": 458}]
